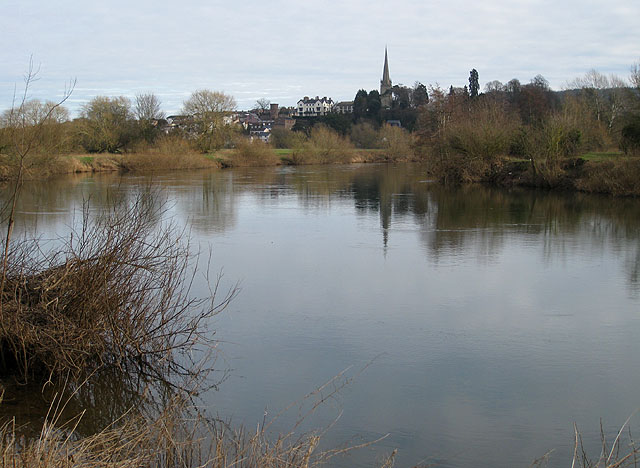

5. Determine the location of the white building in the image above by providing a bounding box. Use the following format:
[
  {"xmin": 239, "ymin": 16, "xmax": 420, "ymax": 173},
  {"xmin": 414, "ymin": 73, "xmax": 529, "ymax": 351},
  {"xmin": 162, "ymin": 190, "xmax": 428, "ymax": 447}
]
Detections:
[{"xmin": 295, "ymin": 96, "xmax": 334, "ymax": 117}]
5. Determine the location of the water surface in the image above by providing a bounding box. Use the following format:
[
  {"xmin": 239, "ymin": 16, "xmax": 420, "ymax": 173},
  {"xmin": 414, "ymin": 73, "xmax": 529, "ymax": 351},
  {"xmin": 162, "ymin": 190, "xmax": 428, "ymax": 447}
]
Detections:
[{"xmin": 4, "ymin": 164, "xmax": 640, "ymax": 467}]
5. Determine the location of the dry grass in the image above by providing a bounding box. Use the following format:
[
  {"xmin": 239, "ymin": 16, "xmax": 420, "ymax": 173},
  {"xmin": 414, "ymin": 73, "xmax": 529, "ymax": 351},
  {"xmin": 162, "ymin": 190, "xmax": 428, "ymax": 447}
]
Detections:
[
  {"xmin": 0, "ymin": 389, "xmax": 216, "ymax": 468},
  {"xmin": 576, "ymin": 159, "xmax": 640, "ymax": 196},
  {"xmin": 531, "ymin": 416, "xmax": 640, "ymax": 468},
  {"xmin": 117, "ymin": 151, "xmax": 217, "ymax": 172},
  {"xmin": 290, "ymin": 126, "xmax": 354, "ymax": 165},
  {"xmin": 225, "ymin": 139, "xmax": 280, "ymax": 167},
  {"xmin": 0, "ymin": 368, "xmax": 389, "ymax": 468},
  {"xmin": 119, "ymin": 135, "xmax": 218, "ymax": 172},
  {"xmin": 378, "ymin": 125, "xmax": 415, "ymax": 161},
  {"xmin": 0, "ymin": 153, "xmax": 72, "ymax": 181}
]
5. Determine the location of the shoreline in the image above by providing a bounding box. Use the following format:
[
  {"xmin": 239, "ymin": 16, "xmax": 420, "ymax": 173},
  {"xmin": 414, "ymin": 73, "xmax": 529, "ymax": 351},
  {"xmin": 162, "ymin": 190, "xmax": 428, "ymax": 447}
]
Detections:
[{"xmin": 1, "ymin": 149, "xmax": 639, "ymax": 197}]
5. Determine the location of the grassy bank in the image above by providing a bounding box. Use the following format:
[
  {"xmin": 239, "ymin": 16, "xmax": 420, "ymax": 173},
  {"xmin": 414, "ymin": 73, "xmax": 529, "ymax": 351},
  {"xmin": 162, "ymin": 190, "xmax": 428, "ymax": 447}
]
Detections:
[
  {"xmin": 2, "ymin": 147, "xmax": 640, "ymax": 198},
  {"xmin": 0, "ymin": 146, "xmax": 410, "ymax": 181},
  {"xmin": 0, "ymin": 151, "xmax": 220, "ymax": 181}
]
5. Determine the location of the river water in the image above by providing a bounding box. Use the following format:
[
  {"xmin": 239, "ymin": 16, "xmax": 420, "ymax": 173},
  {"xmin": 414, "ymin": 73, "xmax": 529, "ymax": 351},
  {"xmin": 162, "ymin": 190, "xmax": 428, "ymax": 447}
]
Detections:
[{"xmin": 3, "ymin": 163, "xmax": 640, "ymax": 467}]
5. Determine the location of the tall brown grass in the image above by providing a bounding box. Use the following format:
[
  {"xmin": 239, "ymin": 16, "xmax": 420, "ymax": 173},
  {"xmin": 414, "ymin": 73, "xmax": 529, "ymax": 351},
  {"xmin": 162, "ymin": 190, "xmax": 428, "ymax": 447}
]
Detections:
[
  {"xmin": 119, "ymin": 135, "xmax": 217, "ymax": 172},
  {"xmin": 530, "ymin": 416, "xmax": 640, "ymax": 468},
  {"xmin": 576, "ymin": 158, "xmax": 640, "ymax": 196},
  {"xmin": 378, "ymin": 125, "xmax": 415, "ymax": 161},
  {"xmin": 290, "ymin": 125, "xmax": 354, "ymax": 165},
  {"xmin": 226, "ymin": 138, "xmax": 279, "ymax": 167},
  {"xmin": 0, "ymin": 368, "xmax": 389, "ymax": 468}
]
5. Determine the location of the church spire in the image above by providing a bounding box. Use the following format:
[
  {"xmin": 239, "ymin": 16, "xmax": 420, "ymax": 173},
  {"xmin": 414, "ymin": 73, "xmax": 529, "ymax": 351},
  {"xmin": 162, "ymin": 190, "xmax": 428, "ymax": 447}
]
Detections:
[
  {"xmin": 380, "ymin": 47, "xmax": 392, "ymax": 109},
  {"xmin": 381, "ymin": 47, "xmax": 391, "ymax": 89}
]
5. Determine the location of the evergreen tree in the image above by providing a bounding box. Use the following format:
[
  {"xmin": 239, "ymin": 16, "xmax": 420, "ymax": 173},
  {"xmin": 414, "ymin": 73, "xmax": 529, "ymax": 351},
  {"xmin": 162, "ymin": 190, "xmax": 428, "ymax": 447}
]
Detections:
[
  {"xmin": 353, "ymin": 89, "xmax": 369, "ymax": 120},
  {"xmin": 469, "ymin": 69, "xmax": 480, "ymax": 98}
]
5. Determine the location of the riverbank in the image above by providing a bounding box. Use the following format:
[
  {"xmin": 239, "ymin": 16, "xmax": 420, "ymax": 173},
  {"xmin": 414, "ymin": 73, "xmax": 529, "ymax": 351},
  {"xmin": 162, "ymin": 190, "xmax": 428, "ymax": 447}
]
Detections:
[
  {"xmin": 466, "ymin": 152, "xmax": 640, "ymax": 197},
  {"xmin": 0, "ymin": 145, "xmax": 416, "ymax": 180},
  {"xmin": 1, "ymin": 146, "xmax": 639, "ymax": 197}
]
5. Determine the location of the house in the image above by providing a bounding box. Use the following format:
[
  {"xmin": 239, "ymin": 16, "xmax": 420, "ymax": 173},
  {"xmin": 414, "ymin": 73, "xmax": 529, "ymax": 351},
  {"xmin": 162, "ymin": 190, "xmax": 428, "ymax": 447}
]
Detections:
[
  {"xmin": 249, "ymin": 128, "xmax": 271, "ymax": 143},
  {"xmin": 272, "ymin": 117, "xmax": 296, "ymax": 131},
  {"xmin": 295, "ymin": 96, "xmax": 334, "ymax": 117},
  {"xmin": 334, "ymin": 101, "xmax": 354, "ymax": 114}
]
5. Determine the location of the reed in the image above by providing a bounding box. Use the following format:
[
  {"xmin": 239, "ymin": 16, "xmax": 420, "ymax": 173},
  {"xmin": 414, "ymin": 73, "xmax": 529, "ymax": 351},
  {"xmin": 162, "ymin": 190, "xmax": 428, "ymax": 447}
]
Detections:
[
  {"xmin": 226, "ymin": 138, "xmax": 280, "ymax": 167},
  {"xmin": 0, "ymin": 368, "xmax": 387, "ymax": 468},
  {"xmin": 290, "ymin": 125, "xmax": 354, "ymax": 165}
]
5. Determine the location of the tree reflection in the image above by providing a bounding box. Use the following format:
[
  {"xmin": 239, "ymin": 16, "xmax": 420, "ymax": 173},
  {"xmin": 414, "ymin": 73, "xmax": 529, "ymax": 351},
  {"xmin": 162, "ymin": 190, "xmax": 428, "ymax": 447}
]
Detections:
[{"xmin": 3, "ymin": 164, "xmax": 639, "ymax": 295}]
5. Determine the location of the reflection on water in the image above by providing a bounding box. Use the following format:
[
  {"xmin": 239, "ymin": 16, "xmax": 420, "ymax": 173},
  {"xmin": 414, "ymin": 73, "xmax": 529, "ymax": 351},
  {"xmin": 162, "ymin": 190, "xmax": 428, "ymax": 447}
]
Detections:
[{"xmin": 2, "ymin": 164, "xmax": 640, "ymax": 468}]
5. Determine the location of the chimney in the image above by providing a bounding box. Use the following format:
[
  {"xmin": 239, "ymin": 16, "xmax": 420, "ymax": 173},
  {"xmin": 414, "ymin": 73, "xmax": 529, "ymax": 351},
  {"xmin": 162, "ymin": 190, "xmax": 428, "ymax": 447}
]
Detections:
[{"xmin": 270, "ymin": 103, "xmax": 279, "ymax": 120}]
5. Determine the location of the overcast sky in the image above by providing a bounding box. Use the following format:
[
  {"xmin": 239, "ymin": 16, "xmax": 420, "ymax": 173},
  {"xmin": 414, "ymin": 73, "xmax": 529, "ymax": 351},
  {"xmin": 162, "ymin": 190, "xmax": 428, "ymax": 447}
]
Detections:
[{"xmin": 1, "ymin": 0, "xmax": 639, "ymax": 115}]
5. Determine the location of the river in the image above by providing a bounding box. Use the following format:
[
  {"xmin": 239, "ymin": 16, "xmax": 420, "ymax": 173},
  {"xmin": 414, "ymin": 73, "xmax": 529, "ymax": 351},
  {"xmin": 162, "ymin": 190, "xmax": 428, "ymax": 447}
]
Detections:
[{"xmin": 3, "ymin": 163, "xmax": 640, "ymax": 467}]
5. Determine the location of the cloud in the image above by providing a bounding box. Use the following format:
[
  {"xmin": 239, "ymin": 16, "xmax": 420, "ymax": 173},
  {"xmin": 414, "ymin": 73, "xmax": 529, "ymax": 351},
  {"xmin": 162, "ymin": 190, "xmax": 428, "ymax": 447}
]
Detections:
[{"xmin": 2, "ymin": 0, "xmax": 638, "ymax": 114}]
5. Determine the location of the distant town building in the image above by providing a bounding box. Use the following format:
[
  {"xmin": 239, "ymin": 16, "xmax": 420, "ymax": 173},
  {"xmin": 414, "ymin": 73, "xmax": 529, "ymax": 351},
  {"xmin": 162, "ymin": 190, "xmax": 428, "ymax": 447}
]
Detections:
[
  {"xmin": 295, "ymin": 96, "xmax": 334, "ymax": 117},
  {"xmin": 380, "ymin": 47, "xmax": 393, "ymax": 109},
  {"xmin": 334, "ymin": 101, "xmax": 354, "ymax": 114},
  {"xmin": 269, "ymin": 103, "xmax": 279, "ymax": 120},
  {"xmin": 249, "ymin": 127, "xmax": 271, "ymax": 143},
  {"xmin": 235, "ymin": 112, "xmax": 262, "ymax": 128},
  {"xmin": 273, "ymin": 117, "xmax": 296, "ymax": 131}
]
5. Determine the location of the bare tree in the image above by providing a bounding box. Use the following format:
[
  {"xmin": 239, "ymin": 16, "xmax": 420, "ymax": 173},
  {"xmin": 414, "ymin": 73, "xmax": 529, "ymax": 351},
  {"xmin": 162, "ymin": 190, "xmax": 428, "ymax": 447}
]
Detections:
[
  {"xmin": 134, "ymin": 92, "xmax": 165, "ymax": 121},
  {"xmin": 1, "ymin": 57, "xmax": 75, "ymax": 314},
  {"xmin": 568, "ymin": 69, "xmax": 630, "ymax": 129},
  {"xmin": 631, "ymin": 59, "xmax": 640, "ymax": 89},
  {"xmin": 1, "ymin": 99, "xmax": 70, "ymax": 154},
  {"xmin": 182, "ymin": 89, "xmax": 236, "ymax": 151},
  {"xmin": 1, "ymin": 99, "xmax": 69, "ymax": 127},
  {"xmin": 484, "ymin": 80, "xmax": 505, "ymax": 93},
  {"xmin": 255, "ymin": 98, "xmax": 270, "ymax": 112},
  {"xmin": 134, "ymin": 93, "xmax": 165, "ymax": 142}
]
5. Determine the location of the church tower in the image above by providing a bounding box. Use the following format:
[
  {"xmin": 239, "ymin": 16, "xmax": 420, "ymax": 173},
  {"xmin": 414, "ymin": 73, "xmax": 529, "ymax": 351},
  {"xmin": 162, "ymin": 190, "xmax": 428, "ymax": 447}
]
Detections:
[{"xmin": 380, "ymin": 47, "xmax": 393, "ymax": 109}]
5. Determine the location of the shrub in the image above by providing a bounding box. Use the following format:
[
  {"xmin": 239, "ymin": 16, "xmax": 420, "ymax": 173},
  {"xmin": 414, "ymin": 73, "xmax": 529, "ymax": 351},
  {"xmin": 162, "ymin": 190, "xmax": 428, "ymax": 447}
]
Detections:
[
  {"xmin": 445, "ymin": 103, "xmax": 515, "ymax": 164},
  {"xmin": 270, "ymin": 128, "xmax": 305, "ymax": 149},
  {"xmin": 292, "ymin": 125, "xmax": 353, "ymax": 165},
  {"xmin": 350, "ymin": 122, "xmax": 382, "ymax": 149},
  {"xmin": 523, "ymin": 115, "xmax": 583, "ymax": 186},
  {"xmin": 576, "ymin": 159, "xmax": 640, "ymax": 196},
  {"xmin": 620, "ymin": 115, "xmax": 640, "ymax": 155},
  {"xmin": 379, "ymin": 124, "xmax": 414, "ymax": 161},
  {"xmin": 76, "ymin": 96, "xmax": 136, "ymax": 153},
  {"xmin": 0, "ymin": 190, "xmax": 235, "ymax": 385},
  {"xmin": 230, "ymin": 137, "xmax": 279, "ymax": 166}
]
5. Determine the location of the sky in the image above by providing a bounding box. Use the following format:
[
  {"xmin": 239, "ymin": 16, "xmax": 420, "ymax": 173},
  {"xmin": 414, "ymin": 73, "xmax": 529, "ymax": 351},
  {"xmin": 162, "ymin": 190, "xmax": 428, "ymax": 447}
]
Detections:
[{"xmin": 1, "ymin": 0, "xmax": 639, "ymax": 116}]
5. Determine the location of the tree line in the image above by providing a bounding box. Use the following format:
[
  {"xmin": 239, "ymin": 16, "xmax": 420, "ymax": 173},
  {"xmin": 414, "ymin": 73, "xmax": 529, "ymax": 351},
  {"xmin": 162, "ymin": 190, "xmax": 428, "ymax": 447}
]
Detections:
[
  {"xmin": 414, "ymin": 65, "xmax": 640, "ymax": 188},
  {"xmin": 2, "ymin": 63, "xmax": 640, "ymax": 164},
  {"xmin": 0, "ymin": 89, "xmax": 237, "ymax": 156}
]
